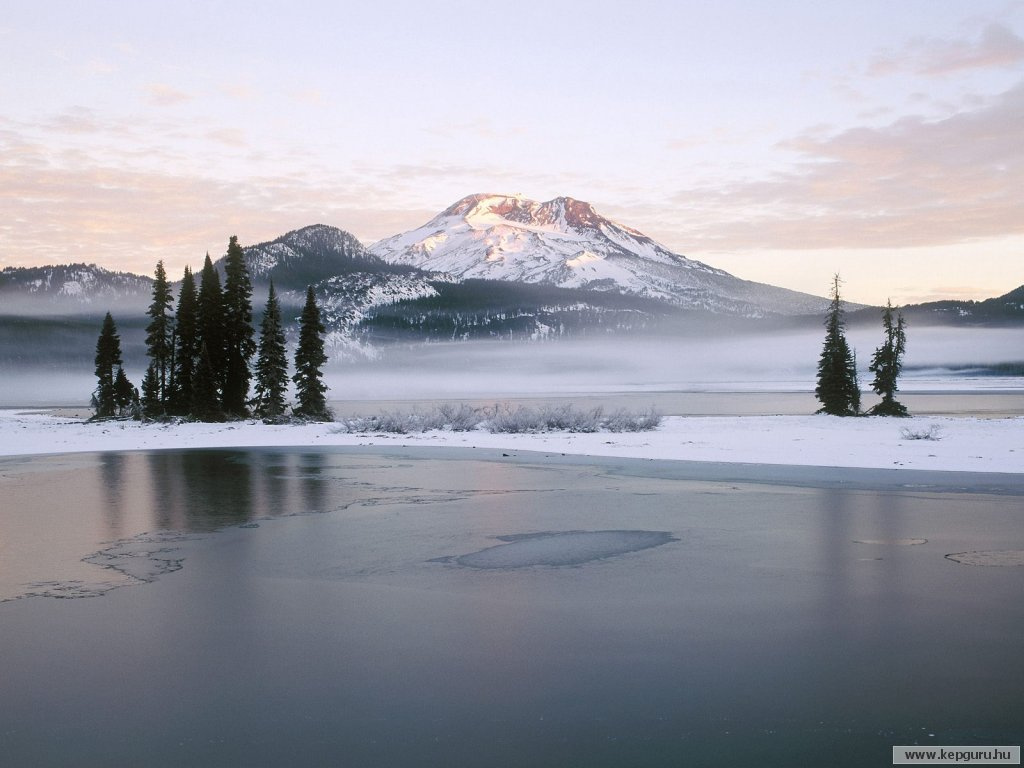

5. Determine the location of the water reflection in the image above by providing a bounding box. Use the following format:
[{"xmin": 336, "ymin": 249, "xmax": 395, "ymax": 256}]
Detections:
[
  {"xmin": 814, "ymin": 487, "xmax": 920, "ymax": 721},
  {"xmin": 100, "ymin": 452, "xmax": 126, "ymax": 538},
  {"xmin": 296, "ymin": 453, "xmax": 328, "ymax": 515},
  {"xmin": 2, "ymin": 448, "xmax": 1023, "ymax": 767},
  {"xmin": 144, "ymin": 451, "xmax": 287, "ymax": 533}
]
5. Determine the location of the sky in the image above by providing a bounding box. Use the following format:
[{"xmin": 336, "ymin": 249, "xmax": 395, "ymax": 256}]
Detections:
[{"xmin": 2, "ymin": 0, "xmax": 1023, "ymax": 306}]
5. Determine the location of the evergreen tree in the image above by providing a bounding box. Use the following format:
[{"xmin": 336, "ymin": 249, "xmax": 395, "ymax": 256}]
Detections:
[
  {"xmin": 292, "ymin": 286, "xmax": 331, "ymax": 421},
  {"xmin": 191, "ymin": 341, "xmax": 224, "ymax": 422},
  {"xmin": 868, "ymin": 300, "xmax": 908, "ymax": 416},
  {"xmin": 171, "ymin": 266, "xmax": 199, "ymax": 416},
  {"xmin": 144, "ymin": 260, "xmax": 175, "ymax": 414},
  {"xmin": 141, "ymin": 362, "xmax": 161, "ymax": 420},
  {"xmin": 93, "ymin": 312, "xmax": 123, "ymax": 419},
  {"xmin": 253, "ymin": 282, "xmax": 289, "ymax": 421},
  {"xmin": 113, "ymin": 366, "xmax": 136, "ymax": 417},
  {"xmin": 815, "ymin": 275, "xmax": 860, "ymax": 416},
  {"xmin": 196, "ymin": 253, "xmax": 225, "ymax": 414},
  {"xmin": 221, "ymin": 235, "xmax": 256, "ymax": 417}
]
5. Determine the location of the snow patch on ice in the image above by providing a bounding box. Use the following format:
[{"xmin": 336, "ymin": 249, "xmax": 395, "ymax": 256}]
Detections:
[
  {"xmin": 854, "ymin": 538, "xmax": 928, "ymax": 546},
  {"xmin": 945, "ymin": 550, "xmax": 1024, "ymax": 566},
  {"xmin": 447, "ymin": 530, "xmax": 675, "ymax": 569},
  {"xmin": 9, "ymin": 531, "xmax": 203, "ymax": 601},
  {"xmin": 83, "ymin": 530, "xmax": 200, "ymax": 584}
]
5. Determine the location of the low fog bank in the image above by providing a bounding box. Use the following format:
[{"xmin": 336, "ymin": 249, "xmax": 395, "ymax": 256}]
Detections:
[
  {"xmin": 0, "ymin": 295, "xmax": 150, "ymax": 318},
  {"xmin": 328, "ymin": 325, "xmax": 1024, "ymax": 401},
  {"xmin": 1, "ymin": 326, "xmax": 1021, "ymax": 407}
]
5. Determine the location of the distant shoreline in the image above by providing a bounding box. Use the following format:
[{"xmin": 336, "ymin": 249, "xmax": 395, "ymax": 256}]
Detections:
[{"xmin": 9, "ymin": 386, "xmax": 1024, "ymax": 421}]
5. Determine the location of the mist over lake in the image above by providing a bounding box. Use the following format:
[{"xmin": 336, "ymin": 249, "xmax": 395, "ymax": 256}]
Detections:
[{"xmin": 2, "ymin": 324, "xmax": 1022, "ymax": 406}]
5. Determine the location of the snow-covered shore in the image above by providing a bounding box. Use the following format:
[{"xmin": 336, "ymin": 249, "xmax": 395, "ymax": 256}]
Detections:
[{"xmin": 1, "ymin": 409, "xmax": 1020, "ymax": 473}]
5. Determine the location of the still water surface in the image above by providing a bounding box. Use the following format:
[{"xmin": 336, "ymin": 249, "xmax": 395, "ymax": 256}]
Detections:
[{"xmin": 1, "ymin": 447, "xmax": 1022, "ymax": 767}]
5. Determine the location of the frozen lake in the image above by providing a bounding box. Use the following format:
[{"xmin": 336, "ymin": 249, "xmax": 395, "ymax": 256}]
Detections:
[{"xmin": 1, "ymin": 447, "xmax": 1022, "ymax": 766}]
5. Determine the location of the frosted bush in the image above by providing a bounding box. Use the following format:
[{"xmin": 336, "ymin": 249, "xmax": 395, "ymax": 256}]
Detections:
[
  {"xmin": 486, "ymin": 405, "xmax": 542, "ymax": 433},
  {"xmin": 335, "ymin": 403, "xmax": 662, "ymax": 435},
  {"xmin": 436, "ymin": 403, "xmax": 482, "ymax": 431},
  {"xmin": 483, "ymin": 404, "xmax": 659, "ymax": 433},
  {"xmin": 336, "ymin": 410, "xmax": 417, "ymax": 434},
  {"xmin": 603, "ymin": 407, "xmax": 662, "ymax": 432},
  {"xmin": 899, "ymin": 424, "xmax": 944, "ymax": 441},
  {"xmin": 539, "ymin": 404, "xmax": 603, "ymax": 432},
  {"xmin": 334, "ymin": 404, "xmax": 483, "ymax": 434}
]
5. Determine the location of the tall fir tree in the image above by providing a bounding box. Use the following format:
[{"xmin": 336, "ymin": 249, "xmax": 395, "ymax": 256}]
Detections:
[
  {"xmin": 144, "ymin": 260, "xmax": 175, "ymax": 414},
  {"xmin": 221, "ymin": 235, "xmax": 256, "ymax": 417},
  {"xmin": 196, "ymin": 253, "xmax": 225, "ymax": 417},
  {"xmin": 868, "ymin": 300, "xmax": 908, "ymax": 416},
  {"xmin": 191, "ymin": 341, "xmax": 224, "ymax": 422},
  {"xmin": 141, "ymin": 362, "xmax": 161, "ymax": 420},
  {"xmin": 815, "ymin": 275, "xmax": 860, "ymax": 416},
  {"xmin": 93, "ymin": 312, "xmax": 123, "ymax": 419},
  {"xmin": 171, "ymin": 266, "xmax": 199, "ymax": 416},
  {"xmin": 253, "ymin": 282, "xmax": 289, "ymax": 421},
  {"xmin": 113, "ymin": 366, "xmax": 137, "ymax": 417},
  {"xmin": 292, "ymin": 286, "xmax": 331, "ymax": 421}
]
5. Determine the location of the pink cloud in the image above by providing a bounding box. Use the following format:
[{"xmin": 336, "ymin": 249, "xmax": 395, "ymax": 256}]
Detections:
[
  {"xmin": 868, "ymin": 23, "xmax": 1024, "ymax": 77},
  {"xmin": 144, "ymin": 83, "xmax": 193, "ymax": 107},
  {"xmin": 659, "ymin": 80, "xmax": 1024, "ymax": 251}
]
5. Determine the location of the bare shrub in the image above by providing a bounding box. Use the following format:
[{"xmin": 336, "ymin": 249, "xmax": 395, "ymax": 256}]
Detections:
[
  {"xmin": 436, "ymin": 403, "xmax": 483, "ymax": 431},
  {"xmin": 484, "ymin": 403, "xmax": 659, "ymax": 433},
  {"xmin": 335, "ymin": 410, "xmax": 418, "ymax": 434},
  {"xmin": 604, "ymin": 407, "xmax": 663, "ymax": 432},
  {"xmin": 334, "ymin": 404, "xmax": 484, "ymax": 434},
  {"xmin": 335, "ymin": 403, "xmax": 663, "ymax": 435},
  {"xmin": 899, "ymin": 424, "xmax": 944, "ymax": 441},
  {"xmin": 539, "ymin": 404, "xmax": 603, "ymax": 432},
  {"xmin": 486, "ymin": 405, "xmax": 541, "ymax": 433}
]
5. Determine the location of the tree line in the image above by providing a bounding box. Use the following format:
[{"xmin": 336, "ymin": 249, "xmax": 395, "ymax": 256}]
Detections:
[
  {"xmin": 92, "ymin": 236, "xmax": 332, "ymax": 422},
  {"xmin": 816, "ymin": 274, "xmax": 908, "ymax": 417},
  {"xmin": 92, "ymin": 256, "xmax": 904, "ymax": 422}
]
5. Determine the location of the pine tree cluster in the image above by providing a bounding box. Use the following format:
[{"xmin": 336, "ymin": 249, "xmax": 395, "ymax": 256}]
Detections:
[
  {"xmin": 815, "ymin": 275, "xmax": 908, "ymax": 418},
  {"xmin": 91, "ymin": 238, "xmax": 331, "ymax": 423}
]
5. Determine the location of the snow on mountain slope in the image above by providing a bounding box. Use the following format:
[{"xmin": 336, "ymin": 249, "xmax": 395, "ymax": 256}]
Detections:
[
  {"xmin": 294, "ymin": 272, "xmax": 440, "ymax": 361},
  {"xmin": 237, "ymin": 225, "xmax": 442, "ymax": 360},
  {"xmin": 238, "ymin": 224, "xmax": 389, "ymax": 291},
  {"xmin": 0, "ymin": 263, "xmax": 153, "ymax": 313},
  {"xmin": 370, "ymin": 194, "xmax": 831, "ymax": 316}
]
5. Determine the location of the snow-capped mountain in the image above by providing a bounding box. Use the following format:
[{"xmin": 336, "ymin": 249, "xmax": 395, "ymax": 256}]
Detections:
[
  {"xmin": 230, "ymin": 225, "xmax": 443, "ymax": 360},
  {"xmin": 370, "ymin": 194, "xmax": 831, "ymax": 317},
  {"xmin": 237, "ymin": 224, "xmax": 393, "ymax": 291},
  {"xmin": 0, "ymin": 263, "xmax": 153, "ymax": 312}
]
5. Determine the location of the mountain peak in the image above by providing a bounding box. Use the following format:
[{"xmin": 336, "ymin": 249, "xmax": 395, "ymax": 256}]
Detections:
[
  {"xmin": 370, "ymin": 193, "xmax": 833, "ymax": 316},
  {"xmin": 237, "ymin": 224, "xmax": 385, "ymax": 290},
  {"xmin": 438, "ymin": 193, "xmax": 610, "ymax": 234}
]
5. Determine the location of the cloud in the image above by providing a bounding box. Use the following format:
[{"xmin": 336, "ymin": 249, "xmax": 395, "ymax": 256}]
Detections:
[
  {"xmin": 661, "ymin": 80, "xmax": 1024, "ymax": 251},
  {"xmin": 144, "ymin": 83, "xmax": 193, "ymax": 106},
  {"xmin": 221, "ymin": 83, "xmax": 259, "ymax": 102},
  {"xmin": 0, "ymin": 112, "xmax": 445, "ymax": 272},
  {"xmin": 423, "ymin": 117, "xmax": 525, "ymax": 140},
  {"xmin": 294, "ymin": 88, "xmax": 323, "ymax": 105},
  {"xmin": 44, "ymin": 107, "xmax": 102, "ymax": 135},
  {"xmin": 868, "ymin": 22, "xmax": 1024, "ymax": 77},
  {"xmin": 205, "ymin": 128, "xmax": 247, "ymax": 148}
]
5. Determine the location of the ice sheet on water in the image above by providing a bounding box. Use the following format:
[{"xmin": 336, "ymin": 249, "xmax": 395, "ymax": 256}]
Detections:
[
  {"xmin": 12, "ymin": 531, "xmax": 203, "ymax": 601},
  {"xmin": 83, "ymin": 531, "xmax": 200, "ymax": 583},
  {"xmin": 946, "ymin": 550, "xmax": 1024, "ymax": 566},
  {"xmin": 854, "ymin": 538, "xmax": 928, "ymax": 546},
  {"xmin": 447, "ymin": 530, "xmax": 675, "ymax": 569}
]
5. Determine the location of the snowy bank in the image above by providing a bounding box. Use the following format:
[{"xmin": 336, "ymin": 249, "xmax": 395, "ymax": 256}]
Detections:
[{"xmin": 1, "ymin": 409, "xmax": 1021, "ymax": 473}]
